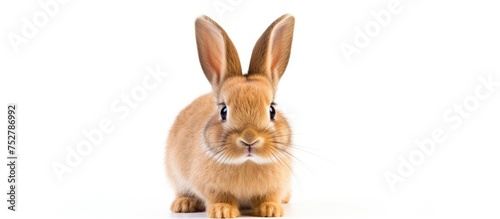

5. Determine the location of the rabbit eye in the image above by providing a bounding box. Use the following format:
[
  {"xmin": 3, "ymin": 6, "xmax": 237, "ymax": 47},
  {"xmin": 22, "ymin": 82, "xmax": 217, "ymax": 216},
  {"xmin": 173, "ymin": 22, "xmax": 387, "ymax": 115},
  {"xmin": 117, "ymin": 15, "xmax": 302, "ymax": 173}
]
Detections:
[
  {"xmin": 221, "ymin": 106, "xmax": 227, "ymax": 120},
  {"xmin": 270, "ymin": 106, "xmax": 276, "ymax": 120}
]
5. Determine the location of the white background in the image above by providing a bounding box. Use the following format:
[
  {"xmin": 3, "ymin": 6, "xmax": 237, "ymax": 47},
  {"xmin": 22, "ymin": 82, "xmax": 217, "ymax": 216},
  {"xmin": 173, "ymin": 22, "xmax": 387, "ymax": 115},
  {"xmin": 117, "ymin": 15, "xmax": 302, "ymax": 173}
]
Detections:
[{"xmin": 1, "ymin": 0, "xmax": 500, "ymax": 218}]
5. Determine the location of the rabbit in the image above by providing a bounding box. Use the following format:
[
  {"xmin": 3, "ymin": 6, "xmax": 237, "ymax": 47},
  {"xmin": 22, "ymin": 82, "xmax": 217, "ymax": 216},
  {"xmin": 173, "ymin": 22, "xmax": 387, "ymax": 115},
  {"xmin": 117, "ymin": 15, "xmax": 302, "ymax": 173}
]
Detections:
[{"xmin": 165, "ymin": 14, "xmax": 295, "ymax": 218}]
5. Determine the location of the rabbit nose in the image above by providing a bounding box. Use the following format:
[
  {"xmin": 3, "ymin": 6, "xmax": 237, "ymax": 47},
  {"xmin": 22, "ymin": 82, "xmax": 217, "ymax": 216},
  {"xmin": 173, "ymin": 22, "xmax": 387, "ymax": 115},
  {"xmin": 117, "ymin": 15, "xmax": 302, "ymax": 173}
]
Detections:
[
  {"xmin": 239, "ymin": 139, "xmax": 259, "ymax": 147},
  {"xmin": 239, "ymin": 128, "xmax": 260, "ymax": 147}
]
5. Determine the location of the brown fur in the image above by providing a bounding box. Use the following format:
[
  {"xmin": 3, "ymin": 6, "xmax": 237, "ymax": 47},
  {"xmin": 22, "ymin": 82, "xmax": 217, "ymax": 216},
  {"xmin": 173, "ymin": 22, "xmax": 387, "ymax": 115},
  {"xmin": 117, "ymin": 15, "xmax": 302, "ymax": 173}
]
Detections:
[{"xmin": 166, "ymin": 14, "xmax": 295, "ymax": 218}]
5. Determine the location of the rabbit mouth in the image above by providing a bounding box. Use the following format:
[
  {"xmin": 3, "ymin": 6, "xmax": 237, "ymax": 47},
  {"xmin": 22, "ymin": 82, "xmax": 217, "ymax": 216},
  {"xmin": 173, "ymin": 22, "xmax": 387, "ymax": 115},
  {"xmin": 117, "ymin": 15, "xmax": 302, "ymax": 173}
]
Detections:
[
  {"xmin": 246, "ymin": 146, "xmax": 254, "ymax": 156},
  {"xmin": 233, "ymin": 154, "xmax": 274, "ymax": 164},
  {"xmin": 202, "ymin": 142, "xmax": 277, "ymax": 165},
  {"xmin": 214, "ymin": 149, "xmax": 275, "ymax": 165},
  {"xmin": 232, "ymin": 146, "xmax": 284, "ymax": 164}
]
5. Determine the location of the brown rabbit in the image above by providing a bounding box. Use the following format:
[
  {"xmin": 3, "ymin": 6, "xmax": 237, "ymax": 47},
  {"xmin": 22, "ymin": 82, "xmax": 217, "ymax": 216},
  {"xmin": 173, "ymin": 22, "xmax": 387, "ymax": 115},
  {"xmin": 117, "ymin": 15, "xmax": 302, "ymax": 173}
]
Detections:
[{"xmin": 165, "ymin": 14, "xmax": 295, "ymax": 218}]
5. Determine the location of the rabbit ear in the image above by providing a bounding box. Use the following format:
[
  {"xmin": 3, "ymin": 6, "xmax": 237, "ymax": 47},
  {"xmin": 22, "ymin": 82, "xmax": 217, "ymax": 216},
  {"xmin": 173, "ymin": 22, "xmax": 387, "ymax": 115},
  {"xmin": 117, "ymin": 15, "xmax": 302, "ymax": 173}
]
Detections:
[
  {"xmin": 248, "ymin": 14, "xmax": 295, "ymax": 89},
  {"xmin": 195, "ymin": 15, "xmax": 242, "ymax": 91}
]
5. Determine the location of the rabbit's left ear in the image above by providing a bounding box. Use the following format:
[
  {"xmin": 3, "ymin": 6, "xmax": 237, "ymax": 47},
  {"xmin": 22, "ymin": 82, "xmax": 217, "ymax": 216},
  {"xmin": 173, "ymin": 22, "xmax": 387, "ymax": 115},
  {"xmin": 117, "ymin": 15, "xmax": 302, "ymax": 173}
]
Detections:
[
  {"xmin": 247, "ymin": 14, "xmax": 295, "ymax": 89},
  {"xmin": 195, "ymin": 15, "xmax": 242, "ymax": 91}
]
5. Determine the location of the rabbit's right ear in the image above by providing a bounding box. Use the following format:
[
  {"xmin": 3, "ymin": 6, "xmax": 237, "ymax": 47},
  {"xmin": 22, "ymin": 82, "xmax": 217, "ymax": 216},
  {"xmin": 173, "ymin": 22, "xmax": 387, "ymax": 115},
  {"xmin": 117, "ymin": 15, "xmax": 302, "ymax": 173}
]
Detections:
[
  {"xmin": 248, "ymin": 14, "xmax": 295, "ymax": 90},
  {"xmin": 195, "ymin": 15, "xmax": 242, "ymax": 91}
]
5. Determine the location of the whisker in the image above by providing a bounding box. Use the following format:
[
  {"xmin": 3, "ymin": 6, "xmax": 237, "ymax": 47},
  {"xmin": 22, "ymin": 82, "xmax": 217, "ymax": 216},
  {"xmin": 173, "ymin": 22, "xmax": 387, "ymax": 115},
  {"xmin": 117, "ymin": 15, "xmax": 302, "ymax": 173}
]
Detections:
[
  {"xmin": 213, "ymin": 149, "xmax": 228, "ymax": 173},
  {"xmin": 268, "ymin": 147, "xmax": 303, "ymax": 194},
  {"xmin": 271, "ymin": 141, "xmax": 337, "ymax": 166},
  {"xmin": 194, "ymin": 143, "xmax": 228, "ymax": 161},
  {"xmin": 273, "ymin": 146, "xmax": 323, "ymax": 182}
]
